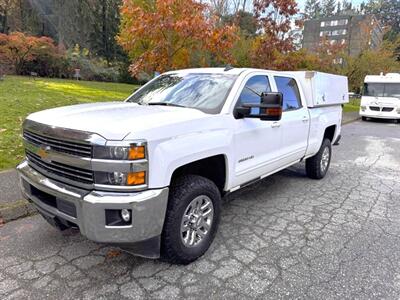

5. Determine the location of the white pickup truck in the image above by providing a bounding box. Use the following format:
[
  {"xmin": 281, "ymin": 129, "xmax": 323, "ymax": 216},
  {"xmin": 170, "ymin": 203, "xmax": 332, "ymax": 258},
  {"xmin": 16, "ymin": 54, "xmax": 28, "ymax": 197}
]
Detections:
[{"xmin": 17, "ymin": 68, "xmax": 348, "ymax": 264}]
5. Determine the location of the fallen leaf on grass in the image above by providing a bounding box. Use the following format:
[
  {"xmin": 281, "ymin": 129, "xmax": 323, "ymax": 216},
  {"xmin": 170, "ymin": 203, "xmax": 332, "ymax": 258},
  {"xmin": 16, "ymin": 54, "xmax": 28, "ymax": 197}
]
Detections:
[{"xmin": 106, "ymin": 249, "xmax": 122, "ymax": 259}]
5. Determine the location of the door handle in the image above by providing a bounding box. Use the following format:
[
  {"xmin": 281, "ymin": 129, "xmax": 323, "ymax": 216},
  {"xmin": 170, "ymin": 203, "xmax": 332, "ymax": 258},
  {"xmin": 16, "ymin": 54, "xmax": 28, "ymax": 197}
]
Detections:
[
  {"xmin": 271, "ymin": 122, "xmax": 281, "ymax": 128},
  {"xmin": 302, "ymin": 116, "xmax": 309, "ymax": 122}
]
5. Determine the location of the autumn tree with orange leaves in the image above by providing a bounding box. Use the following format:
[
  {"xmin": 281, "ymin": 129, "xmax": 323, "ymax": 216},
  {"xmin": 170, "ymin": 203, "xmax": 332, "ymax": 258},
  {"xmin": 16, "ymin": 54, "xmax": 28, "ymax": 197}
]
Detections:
[
  {"xmin": 117, "ymin": 0, "xmax": 238, "ymax": 76},
  {"xmin": 0, "ymin": 32, "xmax": 61, "ymax": 75},
  {"xmin": 251, "ymin": 0, "xmax": 301, "ymax": 70}
]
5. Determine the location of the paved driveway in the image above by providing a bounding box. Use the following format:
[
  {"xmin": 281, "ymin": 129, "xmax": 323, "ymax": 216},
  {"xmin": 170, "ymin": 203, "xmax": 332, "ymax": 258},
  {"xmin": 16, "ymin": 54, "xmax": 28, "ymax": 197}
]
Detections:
[{"xmin": 1, "ymin": 120, "xmax": 399, "ymax": 299}]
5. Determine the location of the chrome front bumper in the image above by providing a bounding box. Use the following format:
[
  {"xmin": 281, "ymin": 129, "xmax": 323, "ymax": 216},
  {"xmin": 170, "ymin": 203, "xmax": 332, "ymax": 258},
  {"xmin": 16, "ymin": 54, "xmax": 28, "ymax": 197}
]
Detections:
[{"xmin": 17, "ymin": 160, "xmax": 168, "ymax": 257}]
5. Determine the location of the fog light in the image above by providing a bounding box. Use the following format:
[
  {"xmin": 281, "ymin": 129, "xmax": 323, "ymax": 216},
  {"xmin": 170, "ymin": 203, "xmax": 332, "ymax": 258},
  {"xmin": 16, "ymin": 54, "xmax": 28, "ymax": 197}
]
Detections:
[{"xmin": 121, "ymin": 209, "xmax": 131, "ymax": 222}]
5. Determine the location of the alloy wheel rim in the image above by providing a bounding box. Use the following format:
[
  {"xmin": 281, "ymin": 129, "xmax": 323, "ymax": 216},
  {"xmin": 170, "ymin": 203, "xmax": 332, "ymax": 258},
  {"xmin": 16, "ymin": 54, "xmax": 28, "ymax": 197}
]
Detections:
[
  {"xmin": 320, "ymin": 147, "xmax": 330, "ymax": 173},
  {"xmin": 180, "ymin": 195, "xmax": 214, "ymax": 247}
]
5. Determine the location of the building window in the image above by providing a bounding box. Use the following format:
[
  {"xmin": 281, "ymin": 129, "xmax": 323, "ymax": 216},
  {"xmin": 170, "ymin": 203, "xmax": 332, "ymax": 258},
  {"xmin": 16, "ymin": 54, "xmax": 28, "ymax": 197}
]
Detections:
[
  {"xmin": 320, "ymin": 29, "xmax": 347, "ymax": 37},
  {"xmin": 320, "ymin": 19, "xmax": 348, "ymax": 27}
]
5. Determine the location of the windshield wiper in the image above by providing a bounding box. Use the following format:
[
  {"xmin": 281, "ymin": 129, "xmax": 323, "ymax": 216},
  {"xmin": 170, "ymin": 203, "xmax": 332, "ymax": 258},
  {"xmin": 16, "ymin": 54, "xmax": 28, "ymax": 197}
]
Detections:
[{"xmin": 147, "ymin": 102, "xmax": 186, "ymax": 108}]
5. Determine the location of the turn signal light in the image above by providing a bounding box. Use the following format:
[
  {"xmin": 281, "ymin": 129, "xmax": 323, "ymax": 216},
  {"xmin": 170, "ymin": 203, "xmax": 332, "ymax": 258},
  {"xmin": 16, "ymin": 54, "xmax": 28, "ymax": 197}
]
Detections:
[
  {"xmin": 128, "ymin": 146, "xmax": 145, "ymax": 160},
  {"xmin": 266, "ymin": 108, "xmax": 282, "ymax": 116},
  {"xmin": 127, "ymin": 171, "xmax": 145, "ymax": 185}
]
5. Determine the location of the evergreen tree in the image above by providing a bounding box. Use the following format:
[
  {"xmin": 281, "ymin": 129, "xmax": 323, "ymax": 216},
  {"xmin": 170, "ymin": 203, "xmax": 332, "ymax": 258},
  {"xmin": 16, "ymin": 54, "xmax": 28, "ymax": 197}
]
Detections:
[
  {"xmin": 342, "ymin": 0, "xmax": 353, "ymax": 11},
  {"xmin": 90, "ymin": 0, "xmax": 123, "ymax": 63},
  {"xmin": 322, "ymin": 0, "xmax": 336, "ymax": 17},
  {"xmin": 304, "ymin": 0, "xmax": 322, "ymax": 19},
  {"xmin": 362, "ymin": 0, "xmax": 400, "ymax": 40},
  {"xmin": 336, "ymin": 1, "xmax": 341, "ymax": 15}
]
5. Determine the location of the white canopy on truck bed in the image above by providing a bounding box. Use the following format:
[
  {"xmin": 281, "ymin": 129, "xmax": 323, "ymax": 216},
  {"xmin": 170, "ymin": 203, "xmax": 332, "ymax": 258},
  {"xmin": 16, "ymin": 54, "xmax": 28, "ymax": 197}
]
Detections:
[{"xmin": 284, "ymin": 71, "xmax": 349, "ymax": 108}]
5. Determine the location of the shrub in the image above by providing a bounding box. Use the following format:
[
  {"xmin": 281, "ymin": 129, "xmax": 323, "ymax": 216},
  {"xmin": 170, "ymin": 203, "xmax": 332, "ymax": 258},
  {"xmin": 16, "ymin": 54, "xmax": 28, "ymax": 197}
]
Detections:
[{"xmin": 0, "ymin": 32, "xmax": 65, "ymax": 76}]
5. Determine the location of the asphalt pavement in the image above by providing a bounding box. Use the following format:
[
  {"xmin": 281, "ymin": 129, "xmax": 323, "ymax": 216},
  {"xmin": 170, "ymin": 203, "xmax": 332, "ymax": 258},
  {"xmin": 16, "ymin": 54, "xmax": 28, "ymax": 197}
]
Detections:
[{"xmin": 0, "ymin": 119, "xmax": 399, "ymax": 299}]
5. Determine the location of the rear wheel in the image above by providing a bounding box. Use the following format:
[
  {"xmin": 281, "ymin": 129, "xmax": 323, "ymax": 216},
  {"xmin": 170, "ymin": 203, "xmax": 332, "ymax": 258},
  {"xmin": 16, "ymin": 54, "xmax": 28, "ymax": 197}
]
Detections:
[
  {"xmin": 305, "ymin": 138, "xmax": 332, "ymax": 179},
  {"xmin": 161, "ymin": 175, "xmax": 221, "ymax": 264}
]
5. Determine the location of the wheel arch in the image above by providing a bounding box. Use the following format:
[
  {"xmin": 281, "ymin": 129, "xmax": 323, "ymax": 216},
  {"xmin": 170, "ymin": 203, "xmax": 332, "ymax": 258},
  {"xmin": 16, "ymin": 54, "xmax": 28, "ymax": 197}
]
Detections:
[{"xmin": 170, "ymin": 154, "xmax": 228, "ymax": 194}]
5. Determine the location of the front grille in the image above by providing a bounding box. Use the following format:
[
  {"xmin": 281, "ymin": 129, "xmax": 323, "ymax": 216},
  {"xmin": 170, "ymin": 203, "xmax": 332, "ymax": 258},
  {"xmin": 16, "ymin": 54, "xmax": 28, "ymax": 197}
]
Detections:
[
  {"xmin": 26, "ymin": 150, "xmax": 93, "ymax": 184},
  {"xmin": 369, "ymin": 106, "xmax": 380, "ymax": 111},
  {"xmin": 23, "ymin": 130, "xmax": 92, "ymax": 157},
  {"xmin": 382, "ymin": 107, "xmax": 394, "ymax": 112}
]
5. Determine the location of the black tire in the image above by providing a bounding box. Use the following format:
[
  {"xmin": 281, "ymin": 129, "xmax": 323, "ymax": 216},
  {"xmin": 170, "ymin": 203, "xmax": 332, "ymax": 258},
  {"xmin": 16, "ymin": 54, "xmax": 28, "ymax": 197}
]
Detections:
[
  {"xmin": 161, "ymin": 175, "xmax": 221, "ymax": 264},
  {"xmin": 361, "ymin": 116, "xmax": 367, "ymax": 121},
  {"xmin": 305, "ymin": 138, "xmax": 332, "ymax": 179}
]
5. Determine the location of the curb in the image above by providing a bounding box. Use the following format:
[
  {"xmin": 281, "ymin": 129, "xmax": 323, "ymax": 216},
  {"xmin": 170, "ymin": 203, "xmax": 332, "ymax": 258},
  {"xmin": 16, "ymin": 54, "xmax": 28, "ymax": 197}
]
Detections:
[
  {"xmin": 342, "ymin": 116, "xmax": 361, "ymax": 125},
  {"xmin": 0, "ymin": 200, "xmax": 37, "ymax": 224},
  {"xmin": 0, "ymin": 168, "xmax": 16, "ymax": 174}
]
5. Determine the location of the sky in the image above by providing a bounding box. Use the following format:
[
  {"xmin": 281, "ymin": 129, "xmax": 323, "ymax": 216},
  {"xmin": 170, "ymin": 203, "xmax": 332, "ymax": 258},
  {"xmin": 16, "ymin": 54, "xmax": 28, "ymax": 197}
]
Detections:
[{"xmin": 296, "ymin": 0, "xmax": 365, "ymax": 11}]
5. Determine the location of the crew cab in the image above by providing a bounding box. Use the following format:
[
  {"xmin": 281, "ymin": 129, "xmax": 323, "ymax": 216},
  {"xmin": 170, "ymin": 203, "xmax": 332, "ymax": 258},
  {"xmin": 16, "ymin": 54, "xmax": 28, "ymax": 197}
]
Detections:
[
  {"xmin": 360, "ymin": 73, "xmax": 400, "ymax": 121},
  {"xmin": 17, "ymin": 68, "xmax": 348, "ymax": 264}
]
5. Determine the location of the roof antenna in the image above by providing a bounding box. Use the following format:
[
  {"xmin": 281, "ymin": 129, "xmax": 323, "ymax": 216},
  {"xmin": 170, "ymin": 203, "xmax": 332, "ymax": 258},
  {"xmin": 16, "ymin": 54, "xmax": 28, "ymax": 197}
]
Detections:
[{"xmin": 224, "ymin": 64, "xmax": 234, "ymax": 71}]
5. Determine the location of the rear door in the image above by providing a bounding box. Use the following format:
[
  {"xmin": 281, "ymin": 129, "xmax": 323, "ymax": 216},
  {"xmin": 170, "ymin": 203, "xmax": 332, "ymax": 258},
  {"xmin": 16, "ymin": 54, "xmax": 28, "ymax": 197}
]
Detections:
[{"xmin": 272, "ymin": 76, "xmax": 309, "ymax": 165}]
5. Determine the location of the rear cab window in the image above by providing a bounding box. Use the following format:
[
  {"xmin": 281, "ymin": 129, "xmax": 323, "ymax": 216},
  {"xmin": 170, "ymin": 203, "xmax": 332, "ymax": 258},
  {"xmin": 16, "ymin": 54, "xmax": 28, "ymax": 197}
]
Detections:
[{"xmin": 274, "ymin": 76, "xmax": 302, "ymax": 111}]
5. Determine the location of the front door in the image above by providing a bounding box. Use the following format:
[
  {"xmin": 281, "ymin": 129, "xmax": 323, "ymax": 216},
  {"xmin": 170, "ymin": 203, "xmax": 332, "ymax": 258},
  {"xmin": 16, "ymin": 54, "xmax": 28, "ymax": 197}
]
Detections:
[{"xmin": 232, "ymin": 74, "xmax": 283, "ymax": 188}]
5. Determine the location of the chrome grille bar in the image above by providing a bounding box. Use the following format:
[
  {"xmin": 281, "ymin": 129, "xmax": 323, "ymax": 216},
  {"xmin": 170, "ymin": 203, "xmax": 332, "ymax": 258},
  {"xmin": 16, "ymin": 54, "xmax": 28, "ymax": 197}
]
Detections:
[
  {"xmin": 24, "ymin": 130, "xmax": 92, "ymax": 157},
  {"xmin": 26, "ymin": 151, "xmax": 93, "ymax": 184}
]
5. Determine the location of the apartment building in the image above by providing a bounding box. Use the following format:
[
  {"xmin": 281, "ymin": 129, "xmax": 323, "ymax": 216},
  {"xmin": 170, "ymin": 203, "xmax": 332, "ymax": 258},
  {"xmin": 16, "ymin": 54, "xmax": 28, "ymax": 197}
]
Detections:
[{"xmin": 302, "ymin": 15, "xmax": 384, "ymax": 59}]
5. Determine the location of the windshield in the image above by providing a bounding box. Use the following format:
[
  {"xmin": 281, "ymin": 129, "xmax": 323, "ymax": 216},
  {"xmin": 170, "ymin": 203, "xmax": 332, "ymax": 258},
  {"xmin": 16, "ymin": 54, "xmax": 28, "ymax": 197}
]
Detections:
[
  {"xmin": 363, "ymin": 82, "xmax": 400, "ymax": 98},
  {"xmin": 126, "ymin": 73, "xmax": 237, "ymax": 114}
]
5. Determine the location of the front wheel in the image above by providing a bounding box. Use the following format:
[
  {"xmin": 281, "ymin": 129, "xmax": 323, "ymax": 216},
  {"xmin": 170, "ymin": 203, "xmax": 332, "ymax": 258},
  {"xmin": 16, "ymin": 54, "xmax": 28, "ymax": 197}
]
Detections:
[
  {"xmin": 361, "ymin": 116, "xmax": 367, "ymax": 121},
  {"xmin": 161, "ymin": 175, "xmax": 221, "ymax": 264},
  {"xmin": 305, "ymin": 138, "xmax": 332, "ymax": 179}
]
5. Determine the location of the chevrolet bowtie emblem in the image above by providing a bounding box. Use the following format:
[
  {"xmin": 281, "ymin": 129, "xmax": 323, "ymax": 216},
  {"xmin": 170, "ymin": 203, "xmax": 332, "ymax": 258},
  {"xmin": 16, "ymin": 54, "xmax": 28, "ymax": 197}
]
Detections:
[{"xmin": 37, "ymin": 145, "xmax": 51, "ymax": 161}]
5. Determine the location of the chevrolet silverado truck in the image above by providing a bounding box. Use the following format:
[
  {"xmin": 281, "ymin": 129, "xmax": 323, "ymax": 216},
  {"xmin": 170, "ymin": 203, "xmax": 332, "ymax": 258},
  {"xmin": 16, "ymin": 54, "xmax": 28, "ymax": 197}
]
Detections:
[{"xmin": 17, "ymin": 68, "xmax": 348, "ymax": 264}]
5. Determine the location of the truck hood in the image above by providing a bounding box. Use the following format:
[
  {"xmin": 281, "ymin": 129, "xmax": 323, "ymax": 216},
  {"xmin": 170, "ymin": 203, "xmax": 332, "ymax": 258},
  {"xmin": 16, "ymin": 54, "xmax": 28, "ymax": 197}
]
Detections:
[{"xmin": 26, "ymin": 102, "xmax": 209, "ymax": 140}]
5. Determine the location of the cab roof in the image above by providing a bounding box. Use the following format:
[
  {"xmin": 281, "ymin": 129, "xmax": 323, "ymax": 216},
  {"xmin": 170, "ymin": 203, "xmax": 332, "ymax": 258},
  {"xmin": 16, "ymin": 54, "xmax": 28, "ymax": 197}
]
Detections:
[{"xmin": 164, "ymin": 67, "xmax": 270, "ymax": 76}]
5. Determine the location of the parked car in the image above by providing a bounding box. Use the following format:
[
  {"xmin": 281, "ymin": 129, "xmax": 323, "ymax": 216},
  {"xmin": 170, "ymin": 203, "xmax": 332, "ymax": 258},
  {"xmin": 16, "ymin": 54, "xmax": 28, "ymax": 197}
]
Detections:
[
  {"xmin": 348, "ymin": 92, "xmax": 361, "ymax": 99},
  {"xmin": 360, "ymin": 73, "xmax": 400, "ymax": 121},
  {"xmin": 17, "ymin": 68, "xmax": 348, "ymax": 264}
]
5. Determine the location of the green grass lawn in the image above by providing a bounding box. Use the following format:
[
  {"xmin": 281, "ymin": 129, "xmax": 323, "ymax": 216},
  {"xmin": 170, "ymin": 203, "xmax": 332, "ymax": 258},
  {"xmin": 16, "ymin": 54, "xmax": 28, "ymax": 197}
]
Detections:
[
  {"xmin": 0, "ymin": 75, "xmax": 137, "ymax": 170},
  {"xmin": 343, "ymin": 98, "xmax": 361, "ymax": 113}
]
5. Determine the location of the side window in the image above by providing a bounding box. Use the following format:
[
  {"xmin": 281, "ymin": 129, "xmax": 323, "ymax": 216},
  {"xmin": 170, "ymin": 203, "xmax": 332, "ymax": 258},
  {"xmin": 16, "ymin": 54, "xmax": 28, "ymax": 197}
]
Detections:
[
  {"xmin": 238, "ymin": 75, "xmax": 271, "ymax": 106},
  {"xmin": 275, "ymin": 76, "xmax": 302, "ymax": 111}
]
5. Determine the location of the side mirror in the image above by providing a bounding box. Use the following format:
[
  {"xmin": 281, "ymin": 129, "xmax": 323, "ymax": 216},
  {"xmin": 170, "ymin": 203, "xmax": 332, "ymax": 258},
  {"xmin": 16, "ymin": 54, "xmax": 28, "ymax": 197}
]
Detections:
[{"xmin": 234, "ymin": 92, "xmax": 283, "ymax": 121}]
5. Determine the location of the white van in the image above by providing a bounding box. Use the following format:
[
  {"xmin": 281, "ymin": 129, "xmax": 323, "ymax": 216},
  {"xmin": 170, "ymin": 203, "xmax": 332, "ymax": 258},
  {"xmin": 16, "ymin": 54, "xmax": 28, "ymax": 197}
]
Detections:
[{"xmin": 360, "ymin": 73, "xmax": 400, "ymax": 121}]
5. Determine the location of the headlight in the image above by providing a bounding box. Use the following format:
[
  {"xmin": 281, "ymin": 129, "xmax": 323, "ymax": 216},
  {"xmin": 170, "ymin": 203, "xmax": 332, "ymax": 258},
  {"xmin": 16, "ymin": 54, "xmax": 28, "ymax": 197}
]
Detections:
[
  {"xmin": 92, "ymin": 141, "xmax": 147, "ymax": 187},
  {"xmin": 93, "ymin": 143, "xmax": 145, "ymax": 160},
  {"xmin": 94, "ymin": 171, "xmax": 146, "ymax": 186}
]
